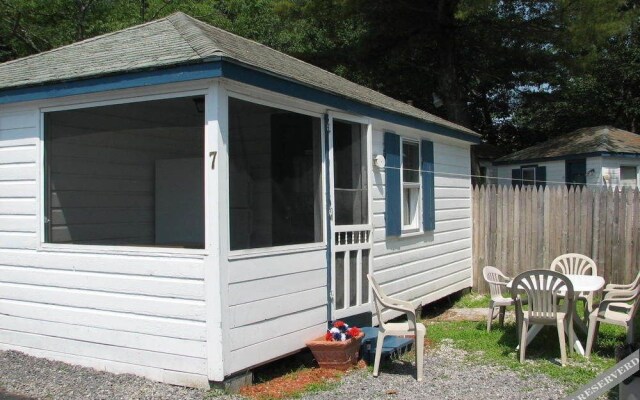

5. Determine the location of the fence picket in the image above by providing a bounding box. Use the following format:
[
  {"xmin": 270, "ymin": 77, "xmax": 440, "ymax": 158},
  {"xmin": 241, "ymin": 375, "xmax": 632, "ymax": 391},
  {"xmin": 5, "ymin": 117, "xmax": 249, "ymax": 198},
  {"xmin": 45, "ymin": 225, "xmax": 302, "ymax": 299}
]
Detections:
[{"xmin": 472, "ymin": 185, "xmax": 640, "ymax": 293}]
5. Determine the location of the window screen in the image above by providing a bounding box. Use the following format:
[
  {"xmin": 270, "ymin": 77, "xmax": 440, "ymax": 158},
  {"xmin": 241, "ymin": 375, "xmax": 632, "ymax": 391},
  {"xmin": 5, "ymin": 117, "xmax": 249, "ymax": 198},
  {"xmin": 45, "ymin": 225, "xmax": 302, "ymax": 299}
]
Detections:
[
  {"xmin": 44, "ymin": 96, "xmax": 205, "ymax": 248},
  {"xmin": 228, "ymin": 98, "xmax": 323, "ymax": 250}
]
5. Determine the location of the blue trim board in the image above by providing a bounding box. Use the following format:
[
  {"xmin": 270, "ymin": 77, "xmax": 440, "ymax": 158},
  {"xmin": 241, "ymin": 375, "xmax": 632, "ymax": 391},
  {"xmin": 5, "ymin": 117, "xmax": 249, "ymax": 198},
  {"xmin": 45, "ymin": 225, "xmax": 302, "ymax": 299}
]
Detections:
[
  {"xmin": 221, "ymin": 61, "xmax": 479, "ymax": 144},
  {"xmin": 0, "ymin": 59, "xmax": 478, "ymax": 143},
  {"xmin": 0, "ymin": 62, "xmax": 223, "ymax": 105}
]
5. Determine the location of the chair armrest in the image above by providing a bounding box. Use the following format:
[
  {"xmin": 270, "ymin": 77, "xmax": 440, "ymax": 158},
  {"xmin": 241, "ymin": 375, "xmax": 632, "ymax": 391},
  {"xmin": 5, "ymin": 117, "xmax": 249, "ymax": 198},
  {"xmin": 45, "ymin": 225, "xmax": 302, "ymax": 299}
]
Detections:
[
  {"xmin": 599, "ymin": 296, "xmax": 636, "ymax": 310},
  {"xmin": 603, "ymin": 289, "xmax": 636, "ymax": 301},
  {"xmin": 606, "ymin": 283, "xmax": 633, "ymax": 291}
]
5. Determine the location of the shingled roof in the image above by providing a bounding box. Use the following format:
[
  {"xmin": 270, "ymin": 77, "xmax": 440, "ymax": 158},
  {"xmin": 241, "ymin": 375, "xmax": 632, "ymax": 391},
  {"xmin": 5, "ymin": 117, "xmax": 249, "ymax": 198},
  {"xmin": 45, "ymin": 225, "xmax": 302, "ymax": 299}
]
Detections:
[
  {"xmin": 0, "ymin": 12, "xmax": 477, "ymax": 138},
  {"xmin": 495, "ymin": 126, "xmax": 640, "ymax": 163}
]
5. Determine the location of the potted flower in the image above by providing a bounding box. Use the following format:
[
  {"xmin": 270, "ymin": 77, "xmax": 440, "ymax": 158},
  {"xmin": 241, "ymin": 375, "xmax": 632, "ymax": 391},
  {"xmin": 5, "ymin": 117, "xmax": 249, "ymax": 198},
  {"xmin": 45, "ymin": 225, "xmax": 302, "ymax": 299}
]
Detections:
[{"xmin": 306, "ymin": 321, "xmax": 364, "ymax": 370}]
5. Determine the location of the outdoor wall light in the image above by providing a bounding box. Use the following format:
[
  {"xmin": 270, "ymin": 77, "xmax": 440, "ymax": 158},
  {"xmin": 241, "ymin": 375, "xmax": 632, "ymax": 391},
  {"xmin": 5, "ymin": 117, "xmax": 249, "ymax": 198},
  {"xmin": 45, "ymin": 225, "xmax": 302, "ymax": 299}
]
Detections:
[
  {"xmin": 373, "ymin": 154, "xmax": 386, "ymax": 169},
  {"xmin": 587, "ymin": 168, "xmax": 595, "ymax": 176}
]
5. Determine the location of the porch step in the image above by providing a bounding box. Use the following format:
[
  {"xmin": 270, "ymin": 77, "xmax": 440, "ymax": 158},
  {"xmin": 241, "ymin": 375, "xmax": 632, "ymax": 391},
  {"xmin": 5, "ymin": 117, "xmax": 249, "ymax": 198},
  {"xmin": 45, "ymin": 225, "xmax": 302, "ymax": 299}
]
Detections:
[{"xmin": 359, "ymin": 327, "xmax": 414, "ymax": 365}]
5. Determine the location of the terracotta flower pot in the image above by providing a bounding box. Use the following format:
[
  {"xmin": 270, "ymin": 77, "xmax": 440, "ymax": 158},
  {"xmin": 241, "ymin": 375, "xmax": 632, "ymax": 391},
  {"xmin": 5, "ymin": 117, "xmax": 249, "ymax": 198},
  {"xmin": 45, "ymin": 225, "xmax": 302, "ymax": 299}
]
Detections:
[{"xmin": 306, "ymin": 333, "xmax": 364, "ymax": 370}]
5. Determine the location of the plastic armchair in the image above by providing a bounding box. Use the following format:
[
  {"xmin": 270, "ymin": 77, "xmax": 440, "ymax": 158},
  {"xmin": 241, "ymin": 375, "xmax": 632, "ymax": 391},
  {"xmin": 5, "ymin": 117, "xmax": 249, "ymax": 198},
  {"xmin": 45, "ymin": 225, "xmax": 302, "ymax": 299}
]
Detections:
[
  {"xmin": 605, "ymin": 270, "xmax": 640, "ymax": 292},
  {"xmin": 483, "ymin": 266, "xmax": 518, "ymax": 332},
  {"xmin": 585, "ymin": 282, "xmax": 640, "ymax": 358},
  {"xmin": 511, "ymin": 269, "xmax": 575, "ymax": 366},
  {"xmin": 367, "ymin": 274, "xmax": 426, "ymax": 381},
  {"xmin": 550, "ymin": 253, "xmax": 598, "ymax": 319}
]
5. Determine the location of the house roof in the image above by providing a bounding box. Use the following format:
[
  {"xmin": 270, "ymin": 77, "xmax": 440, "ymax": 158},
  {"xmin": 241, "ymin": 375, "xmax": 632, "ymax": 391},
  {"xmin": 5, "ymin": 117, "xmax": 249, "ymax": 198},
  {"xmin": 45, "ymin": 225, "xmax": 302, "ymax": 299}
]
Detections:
[
  {"xmin": 0, "ymin": 12, "xmax": 478, "ymax": 139},
  {"xmin": 495, "ymin": 126, "xmax": 640, "ymax": 164}
]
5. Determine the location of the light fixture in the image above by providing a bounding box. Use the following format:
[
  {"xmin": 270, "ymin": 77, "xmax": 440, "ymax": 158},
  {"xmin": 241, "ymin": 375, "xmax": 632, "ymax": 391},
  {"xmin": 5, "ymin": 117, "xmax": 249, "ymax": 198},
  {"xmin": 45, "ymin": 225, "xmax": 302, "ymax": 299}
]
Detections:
[
  {"xmin": 587, "ymin": 168, "xmax": 595, "ymax": 176},
  {"xmin": 373, "ymin": 154, "xmax": 386, "ymax": 169}
]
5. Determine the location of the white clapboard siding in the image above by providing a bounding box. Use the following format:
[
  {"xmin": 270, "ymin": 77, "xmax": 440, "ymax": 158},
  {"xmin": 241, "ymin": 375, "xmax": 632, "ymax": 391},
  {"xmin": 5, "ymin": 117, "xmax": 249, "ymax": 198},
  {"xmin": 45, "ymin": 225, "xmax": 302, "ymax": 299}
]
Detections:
[
  {"xmin": 0, "ymin": 216, "xmax": 37, "ymax": 232},
  {"xmin": 0, "ymin": 299, "xmax": 206, "ymax": 341},
  {"xmin": 0, "ymin": 330, "xmax": 207, "ymax": 374},
  {"xmin": 226, "ymin": 249, "xmax": 327, "ymax": 375},
  {"xmin": 230, "ymin": 286, "xmax": 326, "ymax": 328},
  {"xmin": 0, "ymin": 282, "xmax": 205, "ymax": 320},
  {"xmin": 0, "ymin": 164, "xmax": 38, "ymax": 181},
  {"xmin": 0, "ymin": 315, "xmax": 206, "ymax": 357},
  {"xmin": 0, "ymin": 181, "xmax": 38, "ymax": 198},
  {"xmin": 370, "ymin": 129, "xmax": 472, "ymax": 317},
  {"xmin": 0, "ymin": 146, "xmax": 37, "ymax": 164},
  {"xmin": 0, "ymin": 250, "xmax": 205, "ymax": 278},
  {"xmin": 0, "ymin": 108, "xmax": 211, "ymax": 387},
  {"xmin": 0, "ymin": 265, "xmax": 204, "ymax": 300},
  {"xmin": 227, "ymin": 324, "xmax": 326, "ymax": 374}
]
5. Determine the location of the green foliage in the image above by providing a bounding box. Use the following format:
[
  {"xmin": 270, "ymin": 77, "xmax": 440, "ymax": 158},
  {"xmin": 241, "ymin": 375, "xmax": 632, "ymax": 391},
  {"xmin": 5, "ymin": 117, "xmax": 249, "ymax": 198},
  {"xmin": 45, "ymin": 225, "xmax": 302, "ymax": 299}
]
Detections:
[{"xmin": 1, "ymin": 0, "xmax": 638, "ymax": 149}]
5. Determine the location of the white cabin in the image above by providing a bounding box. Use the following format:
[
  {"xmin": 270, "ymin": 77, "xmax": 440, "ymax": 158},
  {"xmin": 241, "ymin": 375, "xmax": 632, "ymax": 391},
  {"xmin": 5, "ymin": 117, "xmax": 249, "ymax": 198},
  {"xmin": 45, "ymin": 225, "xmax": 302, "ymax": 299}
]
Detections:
[
  {"xmin": 493, "ymin": 126, "xmax": 640, "ymax": 188},
  {"xmin": 0, "ymin": 13, "xmax": 477, "ymax": 388}
]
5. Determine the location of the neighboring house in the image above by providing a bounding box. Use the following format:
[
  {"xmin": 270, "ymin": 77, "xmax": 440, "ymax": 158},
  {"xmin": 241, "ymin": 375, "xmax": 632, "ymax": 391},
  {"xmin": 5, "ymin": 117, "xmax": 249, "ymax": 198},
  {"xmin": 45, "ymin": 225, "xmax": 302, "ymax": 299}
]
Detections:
[
  {"xmin": 470, "ymin": 143, "xmax": 506, "ymax": 186},
  {"xmin": 493, "ymin": 126, "xmax": 640, "ymax": 188},
  {"xmin": 0, "ymin": 13, "xmax": 478, "ymax": 388}
]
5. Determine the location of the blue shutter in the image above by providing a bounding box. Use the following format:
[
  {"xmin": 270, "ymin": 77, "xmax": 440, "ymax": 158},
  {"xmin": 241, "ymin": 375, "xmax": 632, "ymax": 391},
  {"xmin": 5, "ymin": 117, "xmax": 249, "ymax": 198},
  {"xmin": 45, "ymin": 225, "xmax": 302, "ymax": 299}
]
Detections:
[
  {"xmin": 535, "ymin": 166, "xmax": 546, "ymax": 188},
  {"xmin": 421, "ymin": 140, "xmax": 435, "ymax": 231},
  {"xmin": 384, "ymin": 132, "xmax": 401, "ymax": 237},
  {"xmin": 512, "ymin": 169, "xmax": 522, "ymax": 188}
]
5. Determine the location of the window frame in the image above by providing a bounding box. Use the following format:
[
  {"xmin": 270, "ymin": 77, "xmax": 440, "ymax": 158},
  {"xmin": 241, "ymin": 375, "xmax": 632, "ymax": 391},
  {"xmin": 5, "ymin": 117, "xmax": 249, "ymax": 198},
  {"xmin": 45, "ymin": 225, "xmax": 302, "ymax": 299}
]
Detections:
[
  {"xmin": 38, "ymin": 89, "xmax": 210, "ymax": 256},
  {"xmin": 400, "ymin": 137, "xmax": 422, "ymax": 234}
]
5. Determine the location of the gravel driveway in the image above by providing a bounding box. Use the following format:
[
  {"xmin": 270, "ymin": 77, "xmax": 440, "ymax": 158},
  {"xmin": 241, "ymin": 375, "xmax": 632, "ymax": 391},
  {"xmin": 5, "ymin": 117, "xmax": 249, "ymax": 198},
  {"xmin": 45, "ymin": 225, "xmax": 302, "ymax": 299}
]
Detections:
[{"xmin": 0, "ymin": 340, "xmax": 569, "ymax": 400}]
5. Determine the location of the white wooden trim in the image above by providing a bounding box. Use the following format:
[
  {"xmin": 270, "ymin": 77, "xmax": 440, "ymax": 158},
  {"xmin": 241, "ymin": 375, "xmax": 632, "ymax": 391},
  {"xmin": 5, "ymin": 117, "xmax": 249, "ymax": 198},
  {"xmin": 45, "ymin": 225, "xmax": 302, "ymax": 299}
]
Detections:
[
  {"xmin": 228, "ymin": 243, "xmax": 326, "ymax": 260},
  {"xmin": 328, "ymin": 110, "xmax": 372, "ymax": 126},
  {"xmin": 36, "ymin": 88, "xmax": 211, "ymax": 257},
  {"xmin": 204, "ymin": 81, "xmax": 225, "ymax": 381}
]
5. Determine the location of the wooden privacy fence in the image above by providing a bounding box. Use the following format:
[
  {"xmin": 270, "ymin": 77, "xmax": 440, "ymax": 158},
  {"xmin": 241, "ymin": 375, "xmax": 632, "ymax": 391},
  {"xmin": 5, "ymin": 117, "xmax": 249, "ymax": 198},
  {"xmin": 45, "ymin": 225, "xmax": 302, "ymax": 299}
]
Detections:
[{"xmin": 472, "ymin": 185, "xmax": 640, "ymax": 294}]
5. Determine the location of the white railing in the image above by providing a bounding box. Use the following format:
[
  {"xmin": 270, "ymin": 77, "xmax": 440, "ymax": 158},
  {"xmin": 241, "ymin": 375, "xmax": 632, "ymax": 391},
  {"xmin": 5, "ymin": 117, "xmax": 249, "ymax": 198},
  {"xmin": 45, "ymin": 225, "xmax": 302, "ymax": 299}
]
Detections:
[{"xmin": 333, "ymin": 224, "xmax": 372, "ymax": 315}]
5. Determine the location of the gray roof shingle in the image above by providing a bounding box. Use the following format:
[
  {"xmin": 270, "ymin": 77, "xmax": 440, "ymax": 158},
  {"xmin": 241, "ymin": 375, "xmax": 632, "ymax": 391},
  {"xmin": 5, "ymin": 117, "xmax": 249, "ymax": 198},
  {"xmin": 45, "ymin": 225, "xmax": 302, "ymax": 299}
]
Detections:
[
  {"xmin": 0, "ymin": 12, "xmax": 477, "ymax": 138},
  {"xmin": 495, "ymin": 126, "xmax": 640, "ymax": 163}
]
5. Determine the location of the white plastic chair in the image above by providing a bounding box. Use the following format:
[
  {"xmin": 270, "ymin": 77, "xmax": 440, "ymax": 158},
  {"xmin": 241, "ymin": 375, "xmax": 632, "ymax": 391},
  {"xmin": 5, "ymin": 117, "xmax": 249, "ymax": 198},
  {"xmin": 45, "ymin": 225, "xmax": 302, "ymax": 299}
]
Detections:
[
  {"xmin": 511, "ymin": 269, "xmax": 575, "ymax": 366},
  {"xmin": 585, "ymin": 274, "xmax": 640, "ymax": 358},
  {"xmin": 550, "ymin": 253, "xmax": 597, "ymax": 318},
  {"xmin": 367, "ymin": 274, "xmax": 426, "ymax": 381},
  {"xmin": 483, "ymin": 266, "xmax": 518, "ymax": 332},
  {"xmin": 605, "ymin": 270, "xmax": 640, "ymax": 292}
]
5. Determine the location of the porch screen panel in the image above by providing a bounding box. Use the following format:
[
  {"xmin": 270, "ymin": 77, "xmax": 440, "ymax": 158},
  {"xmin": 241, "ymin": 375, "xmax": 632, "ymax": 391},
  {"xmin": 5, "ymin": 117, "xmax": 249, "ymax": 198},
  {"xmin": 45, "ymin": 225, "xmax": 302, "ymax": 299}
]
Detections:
[
  {"xmin": 333, "ymin": 120, "xmax": 368, "ymax": 225},
  {"xmin": 228, "ymin": 98, "xmax": 322, "ymax": 250},
  {"xmin": 43, "ymin": 96, "xmax": 205, "ymax": 248}
]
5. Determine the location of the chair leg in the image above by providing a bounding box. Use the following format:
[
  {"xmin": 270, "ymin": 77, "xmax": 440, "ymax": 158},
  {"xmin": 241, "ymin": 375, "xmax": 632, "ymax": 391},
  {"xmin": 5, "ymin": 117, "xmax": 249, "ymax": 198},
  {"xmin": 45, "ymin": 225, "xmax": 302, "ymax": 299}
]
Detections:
[
  {"xmin": 585, "ymin": 318, "xmax": 598, "ymax": 359},
  {"xmin": 498, "ymin": 306, "xmax": 506, "ymax": 327},
  {"xmin": 487, "ymin": 301, "xmax": 495, "ymax": 333},
  {"xmin": 626, "ymin": 323, "xmax": 635, "ymax": 344},
  {"xmin": 415, "ymin": 330, "xmax": 424, "ymax": 382},
  {"xmin": 557, "ymin": 317, "xmax": 567, "ymax": 367},
  {"xmin": 373, "ymin": 331, "xmax": 385, "ymax": 377},
  {"xmin": 519, "ymin": 319, "xmax": 528, "ymax": 363},
  {"xmin": 567, "ymin": 315, "xmax": 574, "ymax": 356}
]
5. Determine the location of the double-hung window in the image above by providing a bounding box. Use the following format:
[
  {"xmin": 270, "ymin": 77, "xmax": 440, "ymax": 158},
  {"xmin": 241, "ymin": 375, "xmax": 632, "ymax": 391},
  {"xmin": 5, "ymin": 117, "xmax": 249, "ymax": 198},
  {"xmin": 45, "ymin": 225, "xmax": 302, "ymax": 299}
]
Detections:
[{"xmin": 401, "ymin": 139, "xmax": 421, "ymax": 232}]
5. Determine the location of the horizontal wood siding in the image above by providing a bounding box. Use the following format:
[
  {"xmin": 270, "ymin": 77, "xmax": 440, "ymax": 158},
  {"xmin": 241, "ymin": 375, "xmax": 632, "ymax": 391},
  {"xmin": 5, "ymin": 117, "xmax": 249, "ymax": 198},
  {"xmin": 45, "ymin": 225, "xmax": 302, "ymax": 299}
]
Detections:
[
  {"xmin": 226, "ymin": 249, "xmax": 327, "ymax": 373},
  {"xmin": 371, "ymin": 130, "xmax": 472, "ymax": 320},
  {"xmin": 0, "ymin": 109, "xmax": 210, "ymax": 388}
]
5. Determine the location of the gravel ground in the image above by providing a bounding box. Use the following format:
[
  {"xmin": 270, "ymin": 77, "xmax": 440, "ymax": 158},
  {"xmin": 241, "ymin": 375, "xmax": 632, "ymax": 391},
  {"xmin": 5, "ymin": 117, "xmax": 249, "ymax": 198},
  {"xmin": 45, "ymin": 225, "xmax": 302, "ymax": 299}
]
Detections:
[{"xmin": 0, "ymin": 339, "xmax": 570, "ymax": 400}]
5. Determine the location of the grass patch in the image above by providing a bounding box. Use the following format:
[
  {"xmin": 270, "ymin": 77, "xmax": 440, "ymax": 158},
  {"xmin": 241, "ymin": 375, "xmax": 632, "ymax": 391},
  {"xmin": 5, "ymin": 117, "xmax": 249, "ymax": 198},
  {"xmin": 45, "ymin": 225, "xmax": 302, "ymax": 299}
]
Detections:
[{"xmin": 423, "ymin": 291, "xmax": 638, "ymax": 393}]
